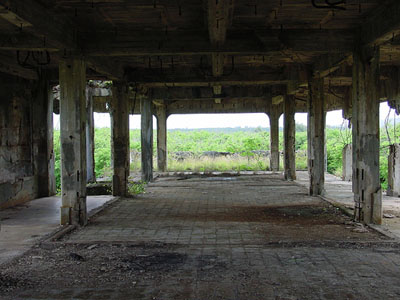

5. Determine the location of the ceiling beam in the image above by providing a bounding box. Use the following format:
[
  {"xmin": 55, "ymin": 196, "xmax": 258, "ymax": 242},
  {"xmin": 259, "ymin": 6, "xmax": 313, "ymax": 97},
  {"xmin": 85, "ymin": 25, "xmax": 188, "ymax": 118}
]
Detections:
[
  {"xmin": 206, "ymin": 0, "xmax": 234, "ymax": 77},
  {"xmin": 360, "ymin": 0, "xmax": 400, "ymax": 46},
  {"xmin": 81, "ymin": 29, "xmax": 353, "ymax": 57},
  {"xmin": 127, "ymin": 66, "xmax": 287, "ymax": 87},
  {"xmin": 0, "ymin": 0, "xmax": 75, "ymax": 49},
  {"xmin": 0, "ymin": 33, "xmax": 59, "ymax": 51},
  {"xmin": 151, "ymin": 85, "xmax": 272, "ymax": 100}
]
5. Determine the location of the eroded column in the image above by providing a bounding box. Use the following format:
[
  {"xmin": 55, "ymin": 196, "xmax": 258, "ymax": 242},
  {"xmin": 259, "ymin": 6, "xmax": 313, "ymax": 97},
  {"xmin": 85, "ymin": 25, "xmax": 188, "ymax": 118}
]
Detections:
[
  {"xmin": 352, "ymin": 45, "xmax": 382, "ymax": 224},
  {"xmin": 111, "ymin": 82, "xmax": 130, "ymax": 196},
  {"xmin": 342, "ymin": 144, "xmax": 352, "ymax": 181},
  {"xmin": 156, "ymin": 103, "xmax": 168, "ymax": 172},
  {"xmin": 269, "ymin": 106, "xmax": 280, "ymax": 172},
  {"xmin": 308, "ymin": 75, "xmax": 325, "ymax": 196},
  {"xmin": 141, "ymin": 98, "xmax": 153, "ymax": 182},
  {"xmin": 33, "ymin": 71, "xmax": 56, "ymax": 197},
  {"xmin": 284, "ymin": 95, "xmax": 296, "ymax": 180},
  {"xmin": 86, "ymin": 86, "xmax": 95, "ymax": 183},
  {"xmin": 59, "ymin": 57, "xmax": 87, "ymax": 226}
]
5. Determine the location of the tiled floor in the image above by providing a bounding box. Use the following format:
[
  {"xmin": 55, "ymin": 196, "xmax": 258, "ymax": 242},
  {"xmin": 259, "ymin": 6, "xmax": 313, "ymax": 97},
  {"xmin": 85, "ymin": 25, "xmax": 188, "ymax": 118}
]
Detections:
[
  {"xmin": 68, "ymin": 174, "xmax": 383, "ymax": 245},
  {"xmin": 2, "ymin": 174, "xmax": 400, "ymax": 299}
]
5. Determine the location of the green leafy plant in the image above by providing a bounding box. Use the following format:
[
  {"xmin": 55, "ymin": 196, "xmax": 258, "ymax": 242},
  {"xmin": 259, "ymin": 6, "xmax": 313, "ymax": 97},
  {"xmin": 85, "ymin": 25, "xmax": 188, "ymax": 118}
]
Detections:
[{"xmin": 128, "ymin": 181, "xmax": 146, "ymax": 196}]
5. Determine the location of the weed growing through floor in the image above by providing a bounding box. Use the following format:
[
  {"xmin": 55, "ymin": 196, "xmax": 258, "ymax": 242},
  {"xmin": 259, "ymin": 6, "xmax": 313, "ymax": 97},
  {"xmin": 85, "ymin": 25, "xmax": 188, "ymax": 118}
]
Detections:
[{"xmin": 128, "ymin": 181, "xmax": 146, "ymax": 196}]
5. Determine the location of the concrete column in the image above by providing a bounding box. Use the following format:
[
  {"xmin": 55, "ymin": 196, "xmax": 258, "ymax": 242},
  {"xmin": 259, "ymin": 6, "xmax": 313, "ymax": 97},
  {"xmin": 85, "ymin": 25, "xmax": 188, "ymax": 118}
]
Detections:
[
  {"xmin": 86, "ymin": 86, "xmax": 95, "ymax": 183},
  {"xmin": 156, "ymin": 103, "xmax": 168, "ymax": 172},
  {"xmin": 268, "ymin": 106, "xmax": 280, "ymax": 172},
  {"xmin": 387, "ymin": 144, "xmax": 400, "ymax": 197},
  {"xmin": 141, "ymin": 98, "xmax": 153, "ymax": 182},
  {"xmin": 111, "ymin": 82, "xmax": 130, "ymax": 196},
  {"xmin": 59, "ymin": 57, "xmax": 87, "ymax": 226},
  {"xmin": 284, "ymin": 95, "xmax": 296, "ymax": 180},
  {"xmin": 32, "ymin": 71, "xmax": 56, "ymax": 197},
  {"xmin": 352, "ymin": 45, "xmax": 382, "ymax": 224},
  {"xmin": 307, "ymin": 75, "xmax": 325, "ymax": 196},
  {"xmin": 342, "ymin": 144, "xmax": 352, "ymax": 181}
]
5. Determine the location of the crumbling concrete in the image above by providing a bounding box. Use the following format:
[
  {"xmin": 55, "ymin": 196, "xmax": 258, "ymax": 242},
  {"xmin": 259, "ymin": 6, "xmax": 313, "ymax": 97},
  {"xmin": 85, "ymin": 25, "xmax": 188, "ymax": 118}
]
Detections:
[
  {"xmin": 86, "ymin": 86, "xmax": 95, "ymax": 183},
  {"xmin": 308, "ymin": 75, "xmax": 325, "ymax": 196},
  {"xmin": 0, "ymin": 73, "xmax": 54, "ymax": 208},
  {"xmin": 352, "ymin": 45, "xmax": 382, "ymax": 225},
  {"xmin": 342, "ymin": 144, "xmax": 352, "ymax": 181},
  {"xmin": 284, "ymin": 95, "xmax": 296, "ymax": 180},
  {"xmin": 156, "ymin": 102, "xmax": 168, "ymax": 172},
  {"xmin": 59, "ymin": 57, "xmax": 87, "ymax": 226},
  {"xmin": 268, "ymin": 106, "xmax": 280, "ymax": 172},
  {"xmin": 387, "ymin": 144, "xmax": 400, "ymax": 197},
  {"xmin": 111, "ymin": 82, "xmax": 130, "ymax": 196},
  {"xmin": 141, "ymin": 98, "xmax": 153, "ymax": 182}
]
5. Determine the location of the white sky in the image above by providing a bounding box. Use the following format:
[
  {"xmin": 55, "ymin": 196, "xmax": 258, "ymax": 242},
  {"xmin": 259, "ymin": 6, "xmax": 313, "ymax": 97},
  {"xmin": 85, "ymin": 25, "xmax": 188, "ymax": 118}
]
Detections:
[{"xmin": 53, "ymin": 102, "xmax": 395, "ymax": 130}]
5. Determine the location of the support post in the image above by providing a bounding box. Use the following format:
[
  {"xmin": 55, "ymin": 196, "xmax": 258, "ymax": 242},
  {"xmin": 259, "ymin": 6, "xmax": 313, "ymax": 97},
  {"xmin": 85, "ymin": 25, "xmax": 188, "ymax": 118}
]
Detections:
[
  {"xmin": 141, "ymin": 98, "xmax": 153, "ymax": 182},
  {"xmin": 111, "ymin": 82, "xmax": 130, "ymax": 196},
  {"xmin": 86, "ymin": 86, "xmax": 95, "ymax": 183},
  {"xmin": 284, "ymin": 95, "xmax": 296, "ymax": 180},
  {"xmin": 268, "ymin": 106, "xmax": 280, "ymax": 172},
  {"xmin": 32, "ymin": 70, "xmax": 56, "ymax": 197},
  {"xmin": 156, "ymin": 102, "xmax": 168, "ymax": 172},
  {"xmin": 387, "ymin": 144, "xmax": 400, "ymax": 197},
  {"xmin": 308, "ymin": 75, "xmax": 325, "ymax": 196},
  {"xmin": 342, "ymin": 144, "xmax": 352, "ymax": 181},
  {"xmin": 59, "ymin": 57, "xmax": 87, "ymax": 226},
  {"xmin": 352, "ymin": 45, "xmax": 382, "ymax": 224}
]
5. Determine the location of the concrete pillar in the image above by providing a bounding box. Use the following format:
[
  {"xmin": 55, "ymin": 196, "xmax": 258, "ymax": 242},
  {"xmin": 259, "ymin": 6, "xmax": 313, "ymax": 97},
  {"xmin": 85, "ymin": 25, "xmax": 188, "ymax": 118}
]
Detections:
[
  {"xmin": 387, "ymin": 144, "xmax": 400, "ymax": 197},
  {"xmin": 268, "ymin": 106, "xmax": 280, "ymax": 172},
  {"xmin": 284, "ymin": 95, "xmax": 296, "ymax": 180},
  {"xmin": 308, "ymin": 75, "xmax": 325, "ymax": 196},
  {"xmin": 141, "ymin": 98, "xmax": 153, "ymax": 182},
  {"xmin": 59, "ymin": 57, "xmax": 87, "ymax": 226},
  {"xmin": 352, "ymin": 45, "xmax": 382, "ymax": 224},
  {"xmin": 342, "ymin": 144, "xmax": 352, "ymax": 181},
  {"xmin": 111, "ymin": 82, "xmax": 130, "ymax": 196},
  {"xmin": 156, "ymin": 103, "xmax": 168, "ymax": 172},
  {"xmin": 86, "ymin": 86, "xmax": 95, "ymax": 183},
  {"xmin": 32, "ymin": 71, "xmax": 56, "ymax": 197}
]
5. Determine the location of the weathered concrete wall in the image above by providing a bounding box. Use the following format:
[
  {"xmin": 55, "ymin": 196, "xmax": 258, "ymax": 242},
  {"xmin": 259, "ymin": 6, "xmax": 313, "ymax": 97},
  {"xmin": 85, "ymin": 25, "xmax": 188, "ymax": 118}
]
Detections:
[
  {"xmin": 0, "ymin": 74, "xmax": 38, "ymax": 208},
  {"xmin": 387, "ymin": 144, "xmax": 400, "ymax": 197},
  {"xmin": 342, "ymin": 144, "xmax": 352, "ymax": 181}
]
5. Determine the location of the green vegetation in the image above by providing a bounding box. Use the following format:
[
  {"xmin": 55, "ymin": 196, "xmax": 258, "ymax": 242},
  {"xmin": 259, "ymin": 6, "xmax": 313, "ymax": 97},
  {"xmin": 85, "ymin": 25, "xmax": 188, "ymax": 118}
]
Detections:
[
  {"xmin": 128, "ymin": 181, "xmax": 146, "ymax": 196},
  {"xmin": 52, "ymin": 124, "xmax": 395, "ymax": 192}
]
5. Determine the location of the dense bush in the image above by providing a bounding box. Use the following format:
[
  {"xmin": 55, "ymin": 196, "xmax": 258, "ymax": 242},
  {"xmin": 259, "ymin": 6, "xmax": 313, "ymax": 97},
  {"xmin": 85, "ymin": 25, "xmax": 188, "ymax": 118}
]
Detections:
[{"xmin": 52, "ymin": 124, "xmax": 394, "ymax": 192}]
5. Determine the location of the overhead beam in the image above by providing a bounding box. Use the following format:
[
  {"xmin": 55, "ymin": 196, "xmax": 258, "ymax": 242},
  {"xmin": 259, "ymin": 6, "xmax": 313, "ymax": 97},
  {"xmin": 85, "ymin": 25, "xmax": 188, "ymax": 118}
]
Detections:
[
  {"xmin": 81, "ymin": 29, "xmax": 353, "ymax": 57},
  {"xmin": 128, "ymin": 67, "xmax": 287, "ymax": 87},
  {"xmin": 360, "ymin": 0, "xmax": 400, "ymax": 46},
  {"xmin": 206, "ymin": 0, "xmax": 234, "ymax": 77},
  {"xmin": 151, "ymin": 86, "xmax": 272, "ymax": 100},
  {"xmin": 0, "ymin": 0, "xmax": 75, "ymax": 49},
  {"xmin": 0, "ymin": 33, "xmax": 58, "ymax": 52}
]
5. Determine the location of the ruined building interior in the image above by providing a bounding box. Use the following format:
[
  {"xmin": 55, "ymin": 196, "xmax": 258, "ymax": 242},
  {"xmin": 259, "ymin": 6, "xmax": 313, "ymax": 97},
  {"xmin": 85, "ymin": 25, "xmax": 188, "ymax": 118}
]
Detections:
[{"xmin": 1, "ymin": 0, "xmax": 400, "ymax": 298}]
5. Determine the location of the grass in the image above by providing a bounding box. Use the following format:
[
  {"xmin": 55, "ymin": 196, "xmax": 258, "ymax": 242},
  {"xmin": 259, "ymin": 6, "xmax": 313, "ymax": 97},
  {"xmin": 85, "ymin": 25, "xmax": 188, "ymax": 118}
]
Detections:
[{"xmin": 129, "ymin": 150, "xmax": 309, "ymax": 173}]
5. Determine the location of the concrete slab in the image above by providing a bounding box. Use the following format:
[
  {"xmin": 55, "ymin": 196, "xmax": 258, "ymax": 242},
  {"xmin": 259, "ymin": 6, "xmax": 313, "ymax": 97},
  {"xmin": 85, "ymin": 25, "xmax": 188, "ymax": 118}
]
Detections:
[
  {"xmin": 0, "ymin": 195, "xmax": 114, "ymax": 265},
  {"xmin": 1, "ymin": 174, "xmax": 400, "ymax": 299},
  {"xmin": 295, "ymin": 171, "xmax": 400, "ymax": 239}
]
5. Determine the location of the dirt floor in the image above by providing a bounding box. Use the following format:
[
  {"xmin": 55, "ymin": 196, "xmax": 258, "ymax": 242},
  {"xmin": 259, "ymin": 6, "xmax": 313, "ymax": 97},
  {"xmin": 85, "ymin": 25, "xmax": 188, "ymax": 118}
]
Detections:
[{"xmin": 1, "ymin": 174, "xmax": 400, "ymax": 299}]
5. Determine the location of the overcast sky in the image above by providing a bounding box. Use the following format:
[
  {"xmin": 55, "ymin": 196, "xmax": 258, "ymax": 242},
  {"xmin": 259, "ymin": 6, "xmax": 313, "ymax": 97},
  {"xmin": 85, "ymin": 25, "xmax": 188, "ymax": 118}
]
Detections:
[{"xmin": 53, "ymin": 102, "xmax": 394, "ymax": 130}]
